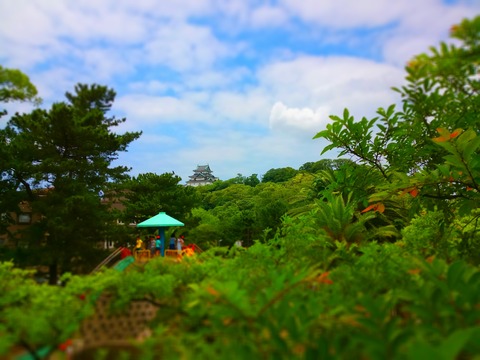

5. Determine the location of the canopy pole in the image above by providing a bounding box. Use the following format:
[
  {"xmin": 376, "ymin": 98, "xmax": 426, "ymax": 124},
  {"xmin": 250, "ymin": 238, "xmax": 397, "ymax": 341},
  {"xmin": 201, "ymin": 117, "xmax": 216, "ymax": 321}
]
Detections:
[{"xmin": 159, "ymin": 227, "xmax": 166, "ymax": 257}]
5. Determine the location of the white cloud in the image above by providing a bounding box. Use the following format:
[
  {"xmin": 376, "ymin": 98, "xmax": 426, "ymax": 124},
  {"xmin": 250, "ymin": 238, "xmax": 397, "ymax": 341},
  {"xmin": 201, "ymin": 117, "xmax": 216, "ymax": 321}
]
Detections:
[
  {"xmin": 144, "ymin": 21, "xmax": 232, "ymax": 71},
  {"xmin": 80, "ymin": 48, "xmax": 136, "ymax": 81},
  {"xmin": 269, "ymin": 102, "xmax": 331, "ymax": 133},
  {"xmin": 211, "ymin": 90, "xmax": 271, "ymax": 123},
  {"xmin": 382, "ymin": 3, "xmax": 476, "ymax": 65},
  {"xmin": 279, "ymin": 0, "xmax": 415, "ymax": 28},
  {"xmin": 0, "ymin": 1, "xmax": 56, "ymax": 46},
  {"xmin": 115, "ymin": 94, "xmax": 209, "ymax": 126},
  {"xmin": 136, "ymin": 133, "xmax": 179, "ymax": 147},
  {"xmin": 259, "ymin": 56, "xmax": 405, "ymax": 128},
  {"xmin": 128, "ymin": 80, "xmax": 174, "ymax": 94},
  {"xmin": 250, "ymin": 6, "xmax": 289, "ymax": 28},
  {"xmin": 119, "ymin": 0, "xmax": 214, "ymax": 18},
  {"xmin": 184, "ymin": 67, "xmax": 253, "ymax": 90},
  {"xmin": 2, "ymin": 0, "xmax": 479, "ymax": 184}
]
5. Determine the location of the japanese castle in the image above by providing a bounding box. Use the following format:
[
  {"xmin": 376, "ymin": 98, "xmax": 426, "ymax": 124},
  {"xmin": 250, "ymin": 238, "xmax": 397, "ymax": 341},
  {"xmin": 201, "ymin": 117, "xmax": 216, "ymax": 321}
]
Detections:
[{"xmin": 186, "ymin": 165, "xmax": 219, "ymax": 187}]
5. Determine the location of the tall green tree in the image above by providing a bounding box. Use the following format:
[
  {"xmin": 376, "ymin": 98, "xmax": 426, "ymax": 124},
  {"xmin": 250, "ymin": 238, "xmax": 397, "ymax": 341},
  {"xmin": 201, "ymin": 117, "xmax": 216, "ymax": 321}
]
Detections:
[
  {"xmin": 314, "ymin": 16, "xmax": 480, "ymax": 257},
  {"xmin": 243, "ymin": 173, "xmax": 260, "ymax": 187},
  {"xmin": 262, "ymin": 167, "xmax": 298, "ymax": 183},
  {"xmin": 0, "ymin": 83, "xmax": 141, "ymax": 282},
  {"xmin": 299, "ymin": 158, "xmax": 353, "ymax": 174},
  {"xmin": 121, "ymin": 172, "xmax": 198, "ymax": 225},
  {"xmin": 191, "ymin": 174, "xmax": 315, "ymax": 247}
]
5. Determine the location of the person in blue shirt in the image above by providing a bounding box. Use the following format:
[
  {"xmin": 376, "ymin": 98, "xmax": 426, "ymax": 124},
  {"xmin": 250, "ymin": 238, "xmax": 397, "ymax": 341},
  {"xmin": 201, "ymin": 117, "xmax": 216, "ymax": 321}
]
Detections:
[
  {"xmin": 155, "ymin": 235, "xmax": 162, "ymax": 256},
  {"xmin": 169, "ymin": 234, "xmax": 176, "ymax": 250}
]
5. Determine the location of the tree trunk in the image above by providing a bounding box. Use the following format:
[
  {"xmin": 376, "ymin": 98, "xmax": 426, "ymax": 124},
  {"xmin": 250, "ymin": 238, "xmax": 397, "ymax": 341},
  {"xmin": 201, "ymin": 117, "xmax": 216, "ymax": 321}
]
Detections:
[{"xmin": 48, "ymin": 262, "xmax": 58, "ymax": 285}]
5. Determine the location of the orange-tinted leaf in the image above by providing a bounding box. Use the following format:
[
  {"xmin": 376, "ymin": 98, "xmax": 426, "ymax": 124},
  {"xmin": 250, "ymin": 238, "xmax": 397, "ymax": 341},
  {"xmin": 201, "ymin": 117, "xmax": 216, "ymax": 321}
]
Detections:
[
  {"xmin": 362, "ymin": 203, "xmax": 385, "ymax": 213},
  {"xmin": 400, "ymin": 187, "xmax": 414, "ymax": 197},
  {"xmin": 206, "ymin": 286, "xmax": 220, "ymax": 297},
  {"xmin": 433, "ymin": 136, "xmax": 449, "ymax": 143},
  {"xmin": 316, "ymin": 272, "xmax": 333, "ymax": 285},
  {"xmin": 433, "ymin": 127, "xmax": 452, "ymax": 142},
  {"xmin": 354, "ymin": 305, "xmax": 367, "ymax": 313},
  {"xmin": 450, "ymin": 130, "xmax": 461, "ymax": 139},
  {"xmin": 293, "ymin": 344, "xmax": 306, "ymax": 356},
  {"xmin": 409, "ymin": 188, "xmax": 418, "ymax": 197},
  {"xmin": 426, "ymin": 255, "xmax": 435, "ymax": 263},
  {"xmin": 361, "ymin": 204, "xmax": 376, "ymax": 213},
  {"xmin": 408, "ymin": 268, "xmax": 421, "ymax": 275},
  {"xmin": 280, "ymin": 329, "xmax": 289, "ymax": 340},
  {"xmin": 340, "ymin": 314, "xmax": 362, "ymax": 327},
  {"xmin": 467, "ymin": 186, "xmax": 473, "ymax": 191},
  {"xmin": 436, "ymin": 127, "xmax": 450, "ymax": 136}
]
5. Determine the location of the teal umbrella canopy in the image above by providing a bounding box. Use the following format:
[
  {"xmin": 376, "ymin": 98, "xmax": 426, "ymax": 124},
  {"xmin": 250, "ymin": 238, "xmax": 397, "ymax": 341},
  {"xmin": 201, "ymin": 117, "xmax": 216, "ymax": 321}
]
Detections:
[{"xmin": 136, "ymin": 212, "xmax": 184, "ymax": 228}]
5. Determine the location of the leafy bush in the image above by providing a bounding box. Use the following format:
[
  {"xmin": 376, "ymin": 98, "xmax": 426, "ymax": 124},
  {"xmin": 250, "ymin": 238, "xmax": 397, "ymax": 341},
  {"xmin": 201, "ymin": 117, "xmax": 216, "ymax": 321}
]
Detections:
[{"xmin": 4, "ymin": 241, "xmax": 480, "ymax": 359}]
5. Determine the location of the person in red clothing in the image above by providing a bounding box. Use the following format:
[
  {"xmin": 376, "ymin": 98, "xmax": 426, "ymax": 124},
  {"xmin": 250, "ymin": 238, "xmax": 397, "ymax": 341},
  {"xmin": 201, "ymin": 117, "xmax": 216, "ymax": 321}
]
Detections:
[{"xmin": 120, "ymin": 245, "xmax": 132, "ymax": 259}]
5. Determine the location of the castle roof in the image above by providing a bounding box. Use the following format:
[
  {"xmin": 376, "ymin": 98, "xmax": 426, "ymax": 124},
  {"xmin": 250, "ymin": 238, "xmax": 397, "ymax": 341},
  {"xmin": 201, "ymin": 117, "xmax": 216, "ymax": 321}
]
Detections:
[{"xmin": 186, "ymin": 164, "xmax": 218, "ymax": 186}]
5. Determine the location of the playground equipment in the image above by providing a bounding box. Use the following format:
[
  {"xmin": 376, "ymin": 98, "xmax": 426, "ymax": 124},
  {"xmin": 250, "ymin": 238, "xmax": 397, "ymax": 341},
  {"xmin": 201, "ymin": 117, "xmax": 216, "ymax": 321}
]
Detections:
[
  {"xmin": 164, "ymin": 243, "xmax": 202, "ymax": 259},
  {"xmin": 90, "ymin": 247, "xmax": 135, "ymax": 274},
  {"xmin": 15, "ymin": 241, "xmax": 202, "ymax": 360},
  {"xmin": 91, "ymin": 247, "xmax": 124, "ymax": 273},
  {"xmin": 136, "ymin": 212, "xmax": 184, "ymax": 257},
  {"xmin": 93, "ymin": 242, "xmax": 203, "ymax": 273}
]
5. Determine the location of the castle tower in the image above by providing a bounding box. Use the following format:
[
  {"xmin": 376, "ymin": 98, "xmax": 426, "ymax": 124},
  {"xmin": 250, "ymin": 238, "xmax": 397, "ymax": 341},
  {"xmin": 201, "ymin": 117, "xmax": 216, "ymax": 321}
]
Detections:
[{"xmin": 186, "ymin": 165, "xmax": 219, "ymax": 187}]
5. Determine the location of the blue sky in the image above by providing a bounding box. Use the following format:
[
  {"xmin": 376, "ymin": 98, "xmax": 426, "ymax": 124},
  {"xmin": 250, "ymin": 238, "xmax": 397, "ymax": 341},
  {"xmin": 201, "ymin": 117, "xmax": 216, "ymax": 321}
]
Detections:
[{"xmin": 1, "ymin": 0, "xmax": 479, "ymax": 184}]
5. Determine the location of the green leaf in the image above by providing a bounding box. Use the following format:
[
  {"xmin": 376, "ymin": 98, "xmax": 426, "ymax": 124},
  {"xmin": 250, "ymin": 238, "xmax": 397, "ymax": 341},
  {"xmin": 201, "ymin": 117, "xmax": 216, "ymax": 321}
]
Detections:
[
  {"xmin": 386, "ymin": 104, "xmax": 396, "ymax": 117},
  {"xmin": 439, "ymin": 328, "xmax": 475, "ymax": 360},
  {"xmin": 444, "ymin": 154, "xmax": 463, "ymax": 168},
  {"xmin": 313, "ymin": 130, "xmax": 329, "ymax": 139},
  {"xmin": 407, "ymin": 342, "xmax": 444, "ymax": 360},
  {"xmin": 446, "ymin": 261, "xmax": 466, "ymax": 289},
  {"xmin": 321, "ymin": 144, "xmax": 337, "ymax": 155},
  {"xmin": 462, "ymin": 134, "xmax": 480, "ymax": 160},
  {"xmin": 458, "ymin": 200, "xmax": 478, "ymax": 216}
]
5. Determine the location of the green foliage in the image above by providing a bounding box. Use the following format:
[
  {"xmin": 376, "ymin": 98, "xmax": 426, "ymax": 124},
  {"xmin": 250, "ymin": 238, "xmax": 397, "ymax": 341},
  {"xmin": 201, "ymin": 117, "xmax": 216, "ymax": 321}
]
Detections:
[
  {"xmin": 401, "ymin": 210, "xmax": 459, "ymax": 259},
  {"xmin": 3, "ymin": 16, "xmax": 480, "ymax": 360},
  {"xmin": 314, "ymin": 15, "xmax": 479, "ymax": 175},
  {"xmin": 275, "ymin": 212, "xmax": 331, "ymax": 266},
  {"xmin": 262, "ymin": 167, "xmax": 298, "ymax": 183},
  {"xmin": 4, "ymin": 241, "xmax": 480, "ymax": 359},
  {"xmin": 188, "ymin": 208, "xmax": 222, "ymax": 248},
  {"xmin": 243, "ymin": 173, "xmax": 260, "ymax": 187},
  {"xmin": 299, "ymin": 158, "xmax": 354, "ymax": 174},
  {"xmin": 313, "ymin": 161, "xmax": 382, "ymax": 207},
  {"xmin": 0, "ymin": 83, "xmax": 141, "ymax": 281},
  {"xmin": 312, "ymin": 192, "xmax": 372, "ymax": 244},
  {"xmin": 313, "ymin": 16, "xmax": 480, "ymax": 263},
  {"xmin": 120, "ymin": 172, "xmax": 198, "ymax": 224},
  {"xmin": 0, "ymin": 262, "xmax": 94, "ymax": 358},
  {"xmin": 0, "ymin": 65, "xmax": 41, "ymax": 108},
  {"xmin": 315, "ymin": 108, "xmax": 389, "ymax": 176},
  {"xmin": 452, "ymin": 209, "xmax": 480, "ymax": 264}
]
